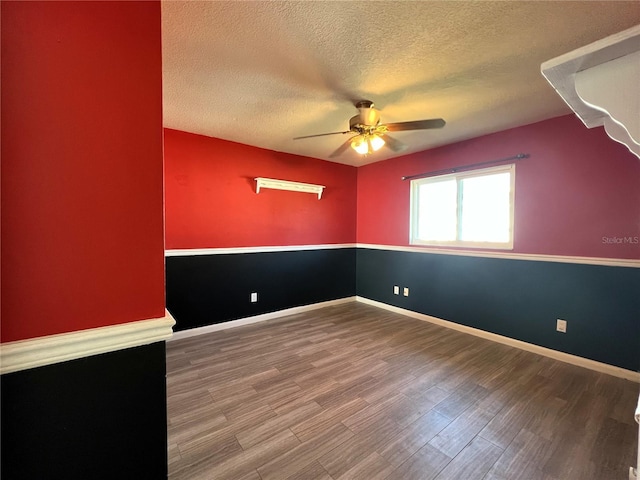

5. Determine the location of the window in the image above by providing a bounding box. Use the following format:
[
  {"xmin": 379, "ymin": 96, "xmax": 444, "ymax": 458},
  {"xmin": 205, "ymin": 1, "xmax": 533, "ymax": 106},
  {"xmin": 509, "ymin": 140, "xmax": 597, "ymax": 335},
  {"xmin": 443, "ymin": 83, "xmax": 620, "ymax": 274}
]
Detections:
[{"xmin": 410, "ymin": 164, "xmax": 515, "ymax": 249}]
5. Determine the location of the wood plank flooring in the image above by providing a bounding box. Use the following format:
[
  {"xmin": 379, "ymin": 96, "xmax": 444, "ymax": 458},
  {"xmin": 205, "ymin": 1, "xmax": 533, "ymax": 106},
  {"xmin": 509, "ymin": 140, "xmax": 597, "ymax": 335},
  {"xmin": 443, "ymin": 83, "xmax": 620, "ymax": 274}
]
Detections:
[{"xmin": 166, "ymin": 302, "xmax": 638, "ymax": 480}]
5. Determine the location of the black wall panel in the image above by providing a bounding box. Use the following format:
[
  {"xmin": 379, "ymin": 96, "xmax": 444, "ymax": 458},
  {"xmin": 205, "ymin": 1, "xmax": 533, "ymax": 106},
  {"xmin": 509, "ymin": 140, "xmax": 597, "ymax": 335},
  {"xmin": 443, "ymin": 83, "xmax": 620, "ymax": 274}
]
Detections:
[
  {"xmin": 166, "ymin": 248, "xmax": 356, "ymax": 331},
  {"xmin": 1, "ymin": 342, "xmax": 168, "ymax": 480},
  {"xmin": 356, "ymin": 248, "xmax": 640, "ymax": 371}
]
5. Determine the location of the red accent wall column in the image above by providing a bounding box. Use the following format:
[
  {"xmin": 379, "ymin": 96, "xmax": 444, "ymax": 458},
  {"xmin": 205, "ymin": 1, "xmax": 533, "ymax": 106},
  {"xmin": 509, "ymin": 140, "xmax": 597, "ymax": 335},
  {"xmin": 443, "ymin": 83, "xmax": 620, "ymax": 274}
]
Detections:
[{"xmin": 1, "ymin": 1, "xmax": 165, "ymax": 342}]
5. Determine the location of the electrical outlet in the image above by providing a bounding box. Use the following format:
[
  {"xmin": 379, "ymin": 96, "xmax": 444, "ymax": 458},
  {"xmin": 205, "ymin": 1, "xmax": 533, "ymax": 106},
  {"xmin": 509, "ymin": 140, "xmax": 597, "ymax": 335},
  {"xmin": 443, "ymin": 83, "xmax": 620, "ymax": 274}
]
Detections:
[
  {"xmin": 556, "ymin": 319, "xmax": 567, "ymax": 333},
  {"xmin": 250, "ymin": 292, "xmax": 258, "ymax": 303},
  {"xmin": 403, "ymin": 287, "xmax": 409, "ymax": 297},
  {"xmin": 393, "ymin": 286, "xmax": 399, "ymax": 295}
]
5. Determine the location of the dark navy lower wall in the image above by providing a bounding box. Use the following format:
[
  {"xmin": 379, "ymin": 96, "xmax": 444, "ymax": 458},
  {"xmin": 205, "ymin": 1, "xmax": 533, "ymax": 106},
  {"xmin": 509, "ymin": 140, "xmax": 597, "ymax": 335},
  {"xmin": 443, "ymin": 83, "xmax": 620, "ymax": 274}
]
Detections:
[
  {"xmin": 357, "ymin": 248, "xmax": 640, "ymax": 372},
  {"xmin": 166, "ymin": 248, "xmax": 356, "ymax": 331},
  {"xmin": 1, "ymin": 342, "xmax": 168, "ymax": 480}
]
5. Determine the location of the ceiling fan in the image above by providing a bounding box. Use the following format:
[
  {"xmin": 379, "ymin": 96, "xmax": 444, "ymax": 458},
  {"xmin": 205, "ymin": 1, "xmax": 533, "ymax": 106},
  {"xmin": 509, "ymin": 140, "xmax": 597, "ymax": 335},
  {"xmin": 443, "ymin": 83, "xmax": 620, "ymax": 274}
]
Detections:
[{"xmin": 293, "ymin": 100, "xmax": 446, "ymax": 158}]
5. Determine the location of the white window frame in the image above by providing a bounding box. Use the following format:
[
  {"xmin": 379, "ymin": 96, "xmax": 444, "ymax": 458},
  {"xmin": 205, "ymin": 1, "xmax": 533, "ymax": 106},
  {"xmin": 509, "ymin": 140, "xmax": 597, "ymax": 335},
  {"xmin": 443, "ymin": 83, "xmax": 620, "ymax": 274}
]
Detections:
[{"xmin": 409, "ymin": 164, "xmax": 515, "ymax": 249}]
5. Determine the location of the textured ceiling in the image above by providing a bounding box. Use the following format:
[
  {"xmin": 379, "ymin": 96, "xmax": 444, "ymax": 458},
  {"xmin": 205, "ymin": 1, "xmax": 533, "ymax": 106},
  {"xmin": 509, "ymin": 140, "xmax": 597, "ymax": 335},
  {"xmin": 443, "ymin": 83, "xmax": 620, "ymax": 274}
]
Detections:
[{"xmin": 162, "ymin": 1, "xmax": 640, "ymax": 166}]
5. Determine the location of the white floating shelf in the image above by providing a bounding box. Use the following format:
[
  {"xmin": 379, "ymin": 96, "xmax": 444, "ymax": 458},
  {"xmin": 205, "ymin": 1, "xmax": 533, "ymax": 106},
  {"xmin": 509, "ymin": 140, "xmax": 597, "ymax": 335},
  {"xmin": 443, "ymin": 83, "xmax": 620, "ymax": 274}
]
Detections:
[{"xmin": 255, "ymin": 177, "xmax": 325, "ymax": 199}]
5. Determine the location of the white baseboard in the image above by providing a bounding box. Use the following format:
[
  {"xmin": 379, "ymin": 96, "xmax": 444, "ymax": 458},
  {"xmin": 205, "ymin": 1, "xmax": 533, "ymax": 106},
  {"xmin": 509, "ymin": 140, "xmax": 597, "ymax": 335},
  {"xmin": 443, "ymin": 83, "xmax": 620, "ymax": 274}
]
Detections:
[
  {"xmin": 168, "ymin": 297, "xmax": 356, "ymax": 341},
  {"xmin": 0, "ymin": 310, "xmax": 176, "ymax": 375},
  {"xmin": 356, "ymin": 297, "xmax": 640, "ymax": 383}
]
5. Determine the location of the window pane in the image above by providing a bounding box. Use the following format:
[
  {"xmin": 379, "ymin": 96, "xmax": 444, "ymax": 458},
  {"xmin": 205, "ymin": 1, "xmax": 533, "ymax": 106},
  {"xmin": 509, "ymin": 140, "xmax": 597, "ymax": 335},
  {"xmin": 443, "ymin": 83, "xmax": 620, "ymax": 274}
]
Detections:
[
  {"xmin": 417, "ymin": 180, "xmax": 457, "ymax": 241},
  {"xmin": 460, "ymin": 172, "xmax": 511, "ymax": 242}
]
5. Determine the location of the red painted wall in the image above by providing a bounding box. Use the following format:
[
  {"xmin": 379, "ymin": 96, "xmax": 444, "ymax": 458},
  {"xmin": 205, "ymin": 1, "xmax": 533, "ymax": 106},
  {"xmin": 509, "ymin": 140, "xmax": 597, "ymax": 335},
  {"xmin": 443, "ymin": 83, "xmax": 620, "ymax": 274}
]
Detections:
[
  {"xmin": 164, "ymin": 129, "xmax": 357, "ymax": 249},
  {"xmin": 357, "ymin": 115, "xmax": 640, "ymax": 259},
  {"xmin": 1, "ymin": 1, "xmax": 165, "ymax": 342}
]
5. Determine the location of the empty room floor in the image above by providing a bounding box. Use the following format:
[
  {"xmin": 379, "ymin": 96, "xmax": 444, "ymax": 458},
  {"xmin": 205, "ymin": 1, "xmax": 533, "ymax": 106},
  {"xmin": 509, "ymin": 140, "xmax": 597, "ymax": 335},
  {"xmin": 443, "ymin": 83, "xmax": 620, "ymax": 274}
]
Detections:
[{"xmin": 167, "ymin": 302, "xmax": 638, "ymax": 480}]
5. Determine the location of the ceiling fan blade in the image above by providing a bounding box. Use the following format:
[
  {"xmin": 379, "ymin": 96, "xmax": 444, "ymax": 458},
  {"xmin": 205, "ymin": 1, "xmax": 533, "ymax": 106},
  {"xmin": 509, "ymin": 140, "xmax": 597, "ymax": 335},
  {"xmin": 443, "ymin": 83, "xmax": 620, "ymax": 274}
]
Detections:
[
  {"xmin": 384, "ymin": 118, "xmax": 446, "ymax": 132},
  {"xmin": 328, "ymin": 137, "xmax": 353, "ymax": 158},
  {"xmin": 380, "ymin": 134, "xmax": 408, "ymax": 153},
  {"xmin": 293, "ymin": 131, "xmax": 350, "ymax": 140}
]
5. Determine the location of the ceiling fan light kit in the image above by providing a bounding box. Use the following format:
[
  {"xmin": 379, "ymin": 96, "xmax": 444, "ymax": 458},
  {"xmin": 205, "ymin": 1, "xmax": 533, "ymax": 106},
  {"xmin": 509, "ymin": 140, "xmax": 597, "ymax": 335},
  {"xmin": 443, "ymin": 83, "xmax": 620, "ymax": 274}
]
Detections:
[
  {"xmin": 294, "ymin": 100, "xmax": 446, "ymax": 158},
  {"xmin": 350, "ymin": 133, "xmax": 385, "ymax": 155}
]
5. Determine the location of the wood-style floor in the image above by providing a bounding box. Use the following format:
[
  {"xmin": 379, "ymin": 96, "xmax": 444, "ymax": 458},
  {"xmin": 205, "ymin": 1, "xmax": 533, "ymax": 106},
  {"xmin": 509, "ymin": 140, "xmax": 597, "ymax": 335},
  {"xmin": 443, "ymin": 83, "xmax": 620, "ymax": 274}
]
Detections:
[{"xmin": 167, "ymin": 302, "xmax": 638, "ymax": 480}]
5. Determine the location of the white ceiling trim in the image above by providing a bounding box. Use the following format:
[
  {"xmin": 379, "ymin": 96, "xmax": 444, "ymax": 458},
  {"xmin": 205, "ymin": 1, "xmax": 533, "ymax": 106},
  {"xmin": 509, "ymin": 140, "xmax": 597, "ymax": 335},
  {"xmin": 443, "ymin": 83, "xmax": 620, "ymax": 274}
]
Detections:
[{"xmin": 541, "ymin": 25, "xmax": 640, "ymax": 159}]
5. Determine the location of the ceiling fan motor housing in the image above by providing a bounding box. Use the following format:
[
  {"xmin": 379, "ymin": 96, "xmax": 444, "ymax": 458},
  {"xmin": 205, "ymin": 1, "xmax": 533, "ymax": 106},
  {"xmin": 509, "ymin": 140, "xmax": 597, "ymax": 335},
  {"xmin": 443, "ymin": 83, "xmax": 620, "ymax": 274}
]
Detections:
[
  {"xmin": 350, "ymin": 115, "xmax": 381, "ymax": 134},
  {"xmin": 351, "ymin": 100, "xmax": 380, "ymax": 130}
]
